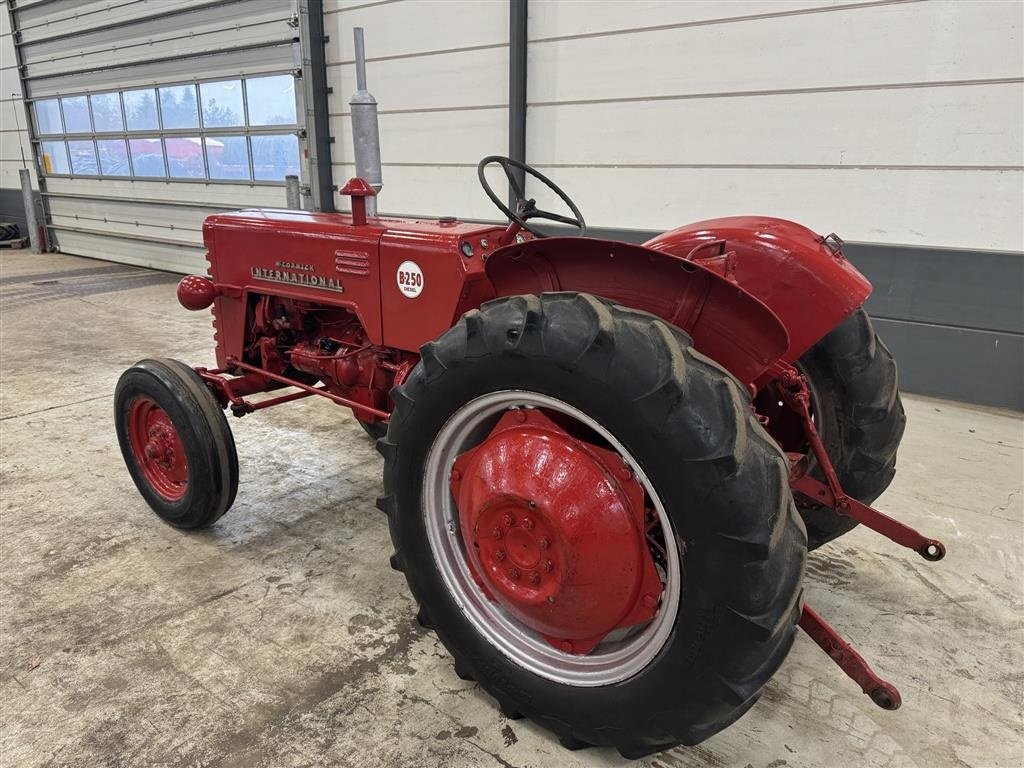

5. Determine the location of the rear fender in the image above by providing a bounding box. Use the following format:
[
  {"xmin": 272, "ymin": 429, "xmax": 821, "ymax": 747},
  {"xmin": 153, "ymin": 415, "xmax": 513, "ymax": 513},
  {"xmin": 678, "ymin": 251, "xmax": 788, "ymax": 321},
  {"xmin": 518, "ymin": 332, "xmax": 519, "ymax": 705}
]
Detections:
[
  {"xmin": 484, "ymin": 237, "xmax": 789, "ymax": 387},
  {"xmin": 644, "ymin": 217, "xmax": 871, "ymax": 362}
]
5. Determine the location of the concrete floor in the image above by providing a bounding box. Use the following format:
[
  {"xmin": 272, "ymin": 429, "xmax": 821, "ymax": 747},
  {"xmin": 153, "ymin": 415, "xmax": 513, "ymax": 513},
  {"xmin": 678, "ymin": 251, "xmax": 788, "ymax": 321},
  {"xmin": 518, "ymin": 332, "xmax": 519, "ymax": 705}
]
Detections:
[{"xmin": 0, "ymin": 249, "xmax": 1021, "ymax": 768}]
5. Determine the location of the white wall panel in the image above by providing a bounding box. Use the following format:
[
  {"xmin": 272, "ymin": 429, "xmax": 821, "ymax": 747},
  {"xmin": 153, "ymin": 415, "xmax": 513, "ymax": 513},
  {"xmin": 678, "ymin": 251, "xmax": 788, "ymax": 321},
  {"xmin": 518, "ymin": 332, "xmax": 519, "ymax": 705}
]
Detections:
[
  {"xmin": 334, "ymin": 161, "xmax": 512, "ymax": 221},
  {"xmin": 528, "ymin": 81, "xmax": 1024, "ymax": 167},
  {"xmin": 324, "ymin": 0, "xmax": 509, "ymax": 217},
  {"xmin": 524, "ymin": 166, "xmax": 1023, "ymax": 252},
  {"xmin": 324, "ymin": 0, "xmax": 507, "ymax": 62},
  {"xmin": 528, "ymin": 0, "xmax": 881, "ymax": 39},
  {"xmin": 528, "ymin": 2, "xmax": 1022, "ymax": 104},
  {"xmin": 525, "ymin": 0, "xmax": 1023, "ymax": 250},
  {"xmin": 326, "ymin": 47, "xmax": 508, "ymax": 115},
  {"xmin": 0, "ymin": 23, "xmax": 36, "ymax": 195},
  {"xmin": 332, "ymin": 107, "xmax": 508, "ymax": 166}
]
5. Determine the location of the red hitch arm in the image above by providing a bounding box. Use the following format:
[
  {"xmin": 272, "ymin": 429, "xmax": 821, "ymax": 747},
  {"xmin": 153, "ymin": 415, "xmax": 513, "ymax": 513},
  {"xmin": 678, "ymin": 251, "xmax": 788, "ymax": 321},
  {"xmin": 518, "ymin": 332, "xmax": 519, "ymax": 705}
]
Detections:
[
  {"xmin": 791, "ymin": 473, "xmax": 945, "ymax": 561},
  {"xmin": 799, "ymin": 605, "xmax": 902, "ymax": 711},
  {"xmin": 771, "ymin": 363, "xmax": 945, "ymax": 562}
]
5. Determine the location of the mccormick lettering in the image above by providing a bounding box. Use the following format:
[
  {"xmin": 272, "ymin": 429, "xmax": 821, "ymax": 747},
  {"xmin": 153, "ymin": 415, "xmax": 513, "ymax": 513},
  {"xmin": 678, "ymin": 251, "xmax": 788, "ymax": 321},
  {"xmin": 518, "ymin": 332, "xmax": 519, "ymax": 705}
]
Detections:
[{"xmin": 251, "ymin": 266, "xmax": 344, "ymax": 293}]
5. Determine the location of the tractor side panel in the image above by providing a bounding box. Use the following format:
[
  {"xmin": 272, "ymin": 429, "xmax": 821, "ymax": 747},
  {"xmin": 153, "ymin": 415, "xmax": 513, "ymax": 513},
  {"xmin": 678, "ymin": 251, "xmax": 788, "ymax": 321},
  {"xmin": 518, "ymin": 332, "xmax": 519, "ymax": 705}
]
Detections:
[
  {"xmin": 378, "ymin": 225, "xmax": 505, "ymax": 353},
  {"xmin": 644, "ymin": 217, "xmax": 872, "ymax": 361},
  {"xmin": 484, "ymin": 237, "xmax": 789, "ymax": 387},
  {"xmin": 203, "ymin": 211, "xmax": 387, "ymax": 367}
]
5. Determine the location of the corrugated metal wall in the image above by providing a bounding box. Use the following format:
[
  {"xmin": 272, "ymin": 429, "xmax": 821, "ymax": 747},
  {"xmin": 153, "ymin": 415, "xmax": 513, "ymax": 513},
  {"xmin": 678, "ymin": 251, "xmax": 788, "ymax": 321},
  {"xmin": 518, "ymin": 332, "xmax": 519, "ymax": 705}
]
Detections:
[{"xmin": 5, "ymin": 0, "xmax": 304, "ymax": 273}]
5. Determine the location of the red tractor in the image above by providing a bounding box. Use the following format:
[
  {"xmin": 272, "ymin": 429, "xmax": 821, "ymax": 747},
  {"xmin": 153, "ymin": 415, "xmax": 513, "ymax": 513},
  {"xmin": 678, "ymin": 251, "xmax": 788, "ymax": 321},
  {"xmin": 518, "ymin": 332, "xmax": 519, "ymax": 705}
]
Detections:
[{"xmin": 115, "ymin": 157, "xmax": 945, "ymax": 758}]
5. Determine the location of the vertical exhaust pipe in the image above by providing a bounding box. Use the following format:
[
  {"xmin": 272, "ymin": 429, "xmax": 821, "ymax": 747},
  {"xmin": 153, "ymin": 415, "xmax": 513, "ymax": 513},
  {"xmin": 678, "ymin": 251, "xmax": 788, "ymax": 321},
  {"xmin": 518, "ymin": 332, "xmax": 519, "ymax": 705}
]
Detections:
[{"xmin": 349, "ymin": 27, "xmax": 382, "ymax": 216}]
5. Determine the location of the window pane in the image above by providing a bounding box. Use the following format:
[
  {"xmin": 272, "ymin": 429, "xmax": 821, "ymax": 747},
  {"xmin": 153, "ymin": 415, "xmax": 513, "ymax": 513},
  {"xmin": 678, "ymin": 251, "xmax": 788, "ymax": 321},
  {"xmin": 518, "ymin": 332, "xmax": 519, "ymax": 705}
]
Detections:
[
  {"xmin": 97, "ymin": 139, "xmax": 130, "ymax": 176},
  {"xmin": 68, "ymin": 140, "xmax": 97, "ymax": 175},
  {"xmin": 129, "ymin": 137, "xmax": 166, "ymax": 177},
  {"xmin": 159, "ymin": 84, "xmax": 198, "ymax": 129},
  {"xmin": 246, "ymin": 75, "xmax": 296, "ymax": 126},
  {"xmin": 61, "ymin": 96, "xmax": 90, "ymax": 133},
  {"xmin": 35, "ymin": 99, "xmax": 63, "ymax": 134},
  {"xmin": 41, "ymin": 141, "xmax": 69, "ymax": 174},
  {"xmin": 165, "ymin": 137, "xmax": 206, "ymax": 178},
  {"xmin": 124, "ymin": 89, "xmax": 158, "ymax": 130},
  {"xmin": 200, "ymin": 80, "xmax": 244, "ymax": 127},
  {"xmin": 90, "ymin": 92, "xmax": 124, "ymax": 132},
  {"xmin": 252, "ymin": 134, "xmax": 300, "ymax": 181},
  {"xmin": 206, "ymin": 136, "xmax": 250, "ymax": 180}
]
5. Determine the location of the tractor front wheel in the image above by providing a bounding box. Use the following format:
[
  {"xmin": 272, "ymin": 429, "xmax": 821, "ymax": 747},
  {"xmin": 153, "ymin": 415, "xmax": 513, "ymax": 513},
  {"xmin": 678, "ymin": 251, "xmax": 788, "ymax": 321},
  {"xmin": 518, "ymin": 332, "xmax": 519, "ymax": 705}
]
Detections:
[
  {"xmin": 115, "ymin": 358, "xmax": 238, "ymax": 528},
  {"xmin": 379, "ymin": 293, "xmax": 806, "ymax": 757}
]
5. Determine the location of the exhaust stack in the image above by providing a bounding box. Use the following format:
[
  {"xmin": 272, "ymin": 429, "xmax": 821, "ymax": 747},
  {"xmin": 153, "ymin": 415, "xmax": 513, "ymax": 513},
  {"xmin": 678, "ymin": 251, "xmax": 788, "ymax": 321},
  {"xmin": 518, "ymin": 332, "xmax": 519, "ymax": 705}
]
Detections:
[{"xmin": 349, "ymin": 27, "xmax": 383, "ymax": 216}]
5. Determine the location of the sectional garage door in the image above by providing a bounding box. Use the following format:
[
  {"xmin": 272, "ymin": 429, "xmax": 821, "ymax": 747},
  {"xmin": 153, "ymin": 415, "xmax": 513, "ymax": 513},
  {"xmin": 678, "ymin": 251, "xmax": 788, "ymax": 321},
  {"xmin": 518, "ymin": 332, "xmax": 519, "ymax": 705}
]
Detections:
[{"xmin": 8, "ymin": 0, "xmax": 307, "ymax": 273}]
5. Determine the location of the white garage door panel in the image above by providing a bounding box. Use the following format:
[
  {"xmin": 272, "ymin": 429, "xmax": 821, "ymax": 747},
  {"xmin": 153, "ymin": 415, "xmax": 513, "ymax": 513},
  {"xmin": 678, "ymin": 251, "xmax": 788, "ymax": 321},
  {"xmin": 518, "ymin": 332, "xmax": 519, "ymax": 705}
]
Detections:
[
  {"xmin": 47, "ymin": 198, "xmax": 209, "ymax": 235},
  {"xmin": 528, "ymin": 2, "xmax": 1023, "ymax": 104},
  {"xmin": 26, "ymin": 45, "xmax": 297, "ymax": 98},
  {"xmin": 43, "ymin": 177, "xmax": 287, "ymax": 209},
  {"xmin": 326, "ymin": 46, "xmax": 508, "ymax": 114},
  {"xmin": 528, "ymin": 82, "xmax": 1024, "ymax": 167},
  {"xmin": 324, "ymin": 0, "xmax": 506, "ymax": 63},
  {"xmin": 15, "ymin": 0, "xmax": 219, "ymax": 44},
  {"xmin": 49, "ymin": 210, "xmax": 201, "ymax": 245},
  {"xmin": 24, "ymin": 6, "xmax": 294, "ymax": 79},
  {"xmin": 53, "ymin": 230, "xmax": 208, "ymax": 274},
  {"xmin": 1, "ymin": 11, "xmax": 11, "ymax": 38},
  {"xmin": 524, "ymin": 167, "xmax": 1023, "ymax": 251},
  {"xmin": 528, "ymin": 0, "xmax": 880, "ymax": 40},
  {"xmin": 334, "ymin": 161, "xmax": 512, "ymax": 221},
  {"xmin": 330, "ymin": 107, "xmax": 508, "ymax": 166}
]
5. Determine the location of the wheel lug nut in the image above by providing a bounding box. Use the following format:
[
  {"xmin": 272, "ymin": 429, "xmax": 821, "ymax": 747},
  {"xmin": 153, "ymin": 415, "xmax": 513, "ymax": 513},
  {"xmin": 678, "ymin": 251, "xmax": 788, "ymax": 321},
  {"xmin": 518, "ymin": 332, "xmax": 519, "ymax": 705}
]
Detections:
[
  {"xmin": 450, "ymin": 469, "xmax": 461, "ymax": 482},
  {"xmin": 494, "ymin": 549, "xmax": 506, "ymax": 561},
  {"xmin": 509, "ymin": 567, "xmax": 521, "ymax": 581},
  {"xmin": 542, "ymin": 559, "xmax": 553, "ymax": 573},
  {"xmin": 521, "ymin": 517, "xmax": 534, "ymax": 530},
  {"xmin": 546, "ymin": 596, "xmax": 555, "ymax": 604},
  {"xmin": 503, "ymin": 514, "xmax": 514, "ymax": 527},
  {"xmin": 528, "ymin": 572, "xmax": 540, "ymax": 585},
  {"xmin": 558, "ymin": 640, "xmax": 574, "ymax": 653},
  {"xmin": 492, "ymin": 527, "xmax": 503, "ymax": 540},
  {"xmin": 539, "ymin": 538, "xmax": 549, "ymax": 550}
]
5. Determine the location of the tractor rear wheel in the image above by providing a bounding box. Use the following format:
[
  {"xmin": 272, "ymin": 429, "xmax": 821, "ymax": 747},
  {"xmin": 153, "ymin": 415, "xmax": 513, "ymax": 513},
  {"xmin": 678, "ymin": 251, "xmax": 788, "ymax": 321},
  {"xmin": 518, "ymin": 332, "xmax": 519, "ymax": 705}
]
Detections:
[
  {"xmin": 115, "ymin": 358, "xmax": 238, "ymax": 529},
  {"xmin": 379, "ymin": 293, "xmax": 806, "ymax": 757},
  {"xmin": 794, "ymin": 310, "xmax": 905, "ymax": 550}
]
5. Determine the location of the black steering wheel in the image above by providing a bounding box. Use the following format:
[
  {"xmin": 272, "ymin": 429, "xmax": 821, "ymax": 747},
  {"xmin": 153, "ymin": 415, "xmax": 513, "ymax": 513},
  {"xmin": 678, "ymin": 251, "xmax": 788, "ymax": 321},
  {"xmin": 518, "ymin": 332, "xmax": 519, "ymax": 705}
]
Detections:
[{"xmin": 477, "ymin": 155, "xmax": 586, "ymax": 238}]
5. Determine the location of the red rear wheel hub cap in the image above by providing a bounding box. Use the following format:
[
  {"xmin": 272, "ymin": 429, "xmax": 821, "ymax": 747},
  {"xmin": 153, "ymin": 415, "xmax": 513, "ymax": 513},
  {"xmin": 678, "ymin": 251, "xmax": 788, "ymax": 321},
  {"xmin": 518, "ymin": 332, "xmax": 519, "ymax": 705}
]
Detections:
[{"xmin": 450, "ymin": 408, "xmax": 662, "ymax": 654}]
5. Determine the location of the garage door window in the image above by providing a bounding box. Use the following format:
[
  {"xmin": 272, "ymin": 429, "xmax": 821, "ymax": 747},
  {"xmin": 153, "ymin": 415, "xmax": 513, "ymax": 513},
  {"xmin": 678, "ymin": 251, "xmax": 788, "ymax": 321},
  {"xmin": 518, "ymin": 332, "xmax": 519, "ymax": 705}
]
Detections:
[{"xmin": 32, "ymin": 73, "xmax": 300, "ymax": 184}]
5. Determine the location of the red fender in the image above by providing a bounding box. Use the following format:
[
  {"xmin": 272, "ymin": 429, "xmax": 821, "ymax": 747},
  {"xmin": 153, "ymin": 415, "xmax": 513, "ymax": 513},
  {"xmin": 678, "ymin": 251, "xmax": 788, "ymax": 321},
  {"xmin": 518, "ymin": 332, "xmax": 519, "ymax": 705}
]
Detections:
[
  {"xmin": 644, "ymin": 217, "xmax": 871, "ymax": 363},
  {"xmin": 484, "ymin": 237, "xmax": 789, "ymax": 388}
]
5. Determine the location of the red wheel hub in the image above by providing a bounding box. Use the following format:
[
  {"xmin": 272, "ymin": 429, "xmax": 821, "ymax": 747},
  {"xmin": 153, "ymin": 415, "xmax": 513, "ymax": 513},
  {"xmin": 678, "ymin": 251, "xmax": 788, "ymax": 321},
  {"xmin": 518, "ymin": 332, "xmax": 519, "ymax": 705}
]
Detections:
[
  {"xmin": 127, "ymin": 398, "xmax": 188, "ymax": 501},
  {"xmin": 450, "ymin": 409, "xmax": 662, "ymax": 654}
]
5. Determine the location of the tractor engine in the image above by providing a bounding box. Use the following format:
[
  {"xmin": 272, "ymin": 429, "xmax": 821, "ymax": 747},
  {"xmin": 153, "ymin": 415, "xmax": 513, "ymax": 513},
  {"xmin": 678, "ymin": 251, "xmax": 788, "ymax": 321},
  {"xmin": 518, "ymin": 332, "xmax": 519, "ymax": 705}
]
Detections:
[{"xmin": 245, "ymin": 294, "xmax": 413, "ymax": 420}]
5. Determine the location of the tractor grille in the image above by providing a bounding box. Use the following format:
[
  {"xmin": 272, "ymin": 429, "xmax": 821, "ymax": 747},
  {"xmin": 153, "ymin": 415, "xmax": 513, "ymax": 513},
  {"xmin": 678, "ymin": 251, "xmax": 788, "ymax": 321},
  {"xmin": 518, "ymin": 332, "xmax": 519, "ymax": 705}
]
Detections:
[{"xmin": 334, "ymin": 250, "xmax": 370, "ymax": 277}]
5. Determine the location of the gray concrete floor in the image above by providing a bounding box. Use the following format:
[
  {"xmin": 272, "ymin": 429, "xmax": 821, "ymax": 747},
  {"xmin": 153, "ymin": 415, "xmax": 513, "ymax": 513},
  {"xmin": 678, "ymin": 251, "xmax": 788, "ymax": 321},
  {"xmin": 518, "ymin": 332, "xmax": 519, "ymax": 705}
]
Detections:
[{"xmin": 1, "ymin": 249, "xmax": 1021, "ymax": 768}]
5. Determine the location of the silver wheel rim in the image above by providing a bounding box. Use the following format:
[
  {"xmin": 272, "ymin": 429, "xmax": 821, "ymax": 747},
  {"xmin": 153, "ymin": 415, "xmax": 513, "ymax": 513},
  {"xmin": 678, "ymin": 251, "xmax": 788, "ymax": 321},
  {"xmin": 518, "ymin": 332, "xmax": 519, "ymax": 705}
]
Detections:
[{"xmin": 422, "ymin": 390, "xmax": 681, "ymax": 686}]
